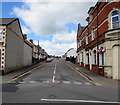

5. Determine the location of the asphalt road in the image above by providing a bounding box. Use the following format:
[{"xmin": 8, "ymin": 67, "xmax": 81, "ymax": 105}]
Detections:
[{"xmin": 2, "ymin": 59, "xmax": 119, "ymax": 104}]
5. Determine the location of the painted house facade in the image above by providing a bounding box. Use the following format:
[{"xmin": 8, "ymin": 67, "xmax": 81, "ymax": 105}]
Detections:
[
  {"xmin": 0, "ymin": 18, "xmax": 32, "ymax": 74},
  {"xmin": 77, "ymin": 1, "xmax": 120, "ymax": 79}
]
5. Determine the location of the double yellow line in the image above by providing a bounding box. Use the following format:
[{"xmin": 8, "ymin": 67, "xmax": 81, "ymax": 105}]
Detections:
[
  {"xmin": 6, "ymin": 63, "xmax": 45, "ymax": 83},
  {"xmin": 66, "ymin": 63, "xmax": 101, "ymax": 86}
]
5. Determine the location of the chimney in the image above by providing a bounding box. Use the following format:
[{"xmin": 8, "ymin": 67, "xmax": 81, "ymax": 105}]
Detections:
[
  {"xmin": 23, "ymin": 34, "xmax": 27, "ymax": 40},
  {"xmin": 29, "ymin": 39, "xmax": 33, "ymax": 43}
]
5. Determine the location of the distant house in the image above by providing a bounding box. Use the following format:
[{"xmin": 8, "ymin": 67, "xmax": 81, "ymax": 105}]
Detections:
[
  {"xmin": 77, "ymin": 1, "xmax": 120, "ymax": 79},
  {"xmin": 66, "ymin": 48, "xmax": 77, "ymax": 58},
  {"xmin": 0, "ymin": 18, "xmax": 32, "ymax": 74},
  {"xmin": 65, "ymin": 48, "xmax": 77, "ymax": 64}
]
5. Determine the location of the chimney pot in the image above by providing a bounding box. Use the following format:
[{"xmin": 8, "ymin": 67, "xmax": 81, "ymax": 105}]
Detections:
[
  {"xmin": 23, "ymin": 34, "xmax": 27, "ymax": 40},
  {"xmin": 29, "ymin": 39, "xmax": 33, "ymax": 43}
]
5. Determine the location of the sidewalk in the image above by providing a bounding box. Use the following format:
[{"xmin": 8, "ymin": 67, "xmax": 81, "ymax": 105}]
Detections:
[
  {"xmin": 1, "ymin": 62, "xmax": 44, "ymax": 83},
  {"xmin": 66, "ymin": 61, "xmax": 119, "ymax": 88}
]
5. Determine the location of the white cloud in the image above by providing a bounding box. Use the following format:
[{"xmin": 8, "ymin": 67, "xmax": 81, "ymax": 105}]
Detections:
[
  {"xmin": 13, "ymin": 1, "xmax": 95, "ymax": 55},
  {"xmin": 52, "ymin": 31, "xmax": 76, "ymax": 43},
  {"xmin": 13, "ymin": 2, "xmax": 95, "ymax": 35},
  {"xmin": 34, "ymin": 40, "xmax": 77, "ymax": 56},
  {"xmin": 21, "ymin": 26, "xmax": 31, "ymax": 34}
]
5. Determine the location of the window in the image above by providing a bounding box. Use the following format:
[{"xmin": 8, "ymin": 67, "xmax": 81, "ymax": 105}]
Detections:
[
  {"xmin": 99, "ymin": 53, "xmax": 104, "ymax": 66},
  {"xmin": 111, "ymin": 11, "xmax": 119, "ymax": 29},
  {"xmin": 0, "ymin": 28, "xmax": 3, "ymax": 41},
  {"xmin": 93, "ymin": 50, "xmax": 97, "ymax": 64},
  {"xmin": 92, "ymin": 27, "xmax": 95, "ymax": 40},
  {"xmin": 78, "ymin": 54, "xmax": 80, "ymax": 63},
  {"xmin": 99, "ymin": 47, "xmax": 104, "ymax": 66},
  {"xmin": 79, "ymin": 40, "xmax": 81, "ymax": 47},
  {"xmin": 86, "ymin": 36, "xmax": 88, "ymax": 44},
  {"xmin": 81, "ymin": 52, "xmax": 84, "ymax": 62},
  {"xmin": 89, "ymin": 15, "xmax": 93, "ymax": 22},
  {"xmin": 86, "ymin": 53, "xmax": 89, "ymax": 64}
]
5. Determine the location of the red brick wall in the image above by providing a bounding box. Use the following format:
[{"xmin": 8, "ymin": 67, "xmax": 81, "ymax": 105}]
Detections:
[
  {"xmin": 77, "ymin": 1, "xmax": 120, "ymax": 51},
  {"xmin": 81, "ymin": 62, "xmax": 84, "ymax": 67},
  {"xmin": 85, "ymin": 65, "xmax": 90, "ymax": 70},
  {"xmin": 92, "ymin": 65, "xmax": 104, "ymax": 76}
]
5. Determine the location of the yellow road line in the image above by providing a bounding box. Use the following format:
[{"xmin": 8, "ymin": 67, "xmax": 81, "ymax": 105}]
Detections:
[
  {"xmin": 66, "ymin": 63, "xmax": 101, "ymax": 86},
  {"xmin": 6, "ymin": 63, "xmax": 45, "ymax": 82}
]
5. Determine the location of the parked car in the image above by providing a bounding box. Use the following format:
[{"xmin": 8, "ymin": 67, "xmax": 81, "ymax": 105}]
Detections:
[{"xmin": 46, "ymin": 58, "xmax": 52, "ymax": 62}]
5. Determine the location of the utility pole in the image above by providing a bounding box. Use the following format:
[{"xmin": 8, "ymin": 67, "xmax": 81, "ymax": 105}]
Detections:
[{"xmin": 38, "ymin": 40, "xmax": 40, "ymax": 62}]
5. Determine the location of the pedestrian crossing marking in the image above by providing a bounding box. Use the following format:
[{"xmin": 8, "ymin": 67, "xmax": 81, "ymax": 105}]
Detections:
[
  {"xmin": 84, "ymin": 82, "xmax": 91, "ymax": 85},
  {"xmin": 42, "ymin": 81, "xmax": 50, "ymax": 83},
  {"xmin": 73, "ymin": 82, "xmax": 82, "ymax": 84},
  {"xmin": 62, "ymin": 81, "xmax": 70, "ymax": 84},
  {"xmin": 29, "ymin": 81, "xmax": 37, "ymax": 83},
  {"xmin": 5, "ymin": 80, "xmax": 93, "ymax": 86}
]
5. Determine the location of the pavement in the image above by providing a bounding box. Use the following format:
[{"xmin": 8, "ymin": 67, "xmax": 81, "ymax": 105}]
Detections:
[
  {"xmin": 1, "ymin": 60, "xmax": 119, "ymax": 88},
  {"xmin": 1, "ymin": 62, "xmax": 45, "ymax": 83},
  {"xmin": 66, "ymin": 61, "xmax": 119, "ymax": 88}
]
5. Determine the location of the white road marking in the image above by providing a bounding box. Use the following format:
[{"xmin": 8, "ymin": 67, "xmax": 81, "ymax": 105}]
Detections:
[
  {"xmin": 54, "ymin": 70, "xmax": 56, "ymax": 74},
  {"xmin": 73, "ymin": 82, "xmax": 82, "ymax": 84},
  {"xmin": 43, "ymin": 81, "xmax": 50, "ymax": 83},
  {"xmin": 7, "ymin": 81, "xmax": 15, "ymax": 83},
  {"xmin": 41, "ymin": 99, "xmax": 120, "ymax": 104},
  {"xmin": 29, "ymin": 81, "xmax": 37, "ymax": 83},
  {"xmin": 84, "ymin": 82, "xmax": 91, "ymax": 85},
  {"xmin": 52, "ymin": 76, "xmax": 55, "ymax": 83},
  {"xmin": 54, "ymin": 81, "xmax": 60, "ymax": 83},
  {"xmin": 76, "ymin": 68, "xmax": 79, "ymax": 70},
  {"xmin": 19, "ymin": 81, "xmax": 26, "ymax": 84},
  {"xmin": 63, "ymin": 81, "xmax": 70, "ymax": 84}
]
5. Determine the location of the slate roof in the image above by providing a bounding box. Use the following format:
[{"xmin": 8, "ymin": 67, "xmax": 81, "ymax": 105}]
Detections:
[{"xmin": 0, "ymin": 18, "xmax": 17, "ymax": 26}]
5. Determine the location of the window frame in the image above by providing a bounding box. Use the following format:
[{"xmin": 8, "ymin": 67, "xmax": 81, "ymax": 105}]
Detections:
[
  {"xmin": 91, "ymin": 27, "xmax": 95, "ymax": 41},
  {"xmin": 111, "ymin": 10, "xmax": 120, "ymax": 29},
  {"xmin": 0, "ymin": 28, "xmax": 3, "ymax": 42}
]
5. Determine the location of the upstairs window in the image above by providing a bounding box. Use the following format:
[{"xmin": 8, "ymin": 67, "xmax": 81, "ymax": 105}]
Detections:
[
  {"xmin": 86, "ymin": 36, "xmax": 88, "ymax": 45},
  {"xmin": 79, "ymin": 40, "xmax": 81, "ymax": 46},
  {"xmin": 92, "ymin": 27, "xmax": 95, "ymax": 40},
  {"xmin": 111, "ymin": 11, "xmax": 119, "ymax": 29},
  {"xmin": 89, "ymin": 15, "xmax": 93, "ymax": 22}
]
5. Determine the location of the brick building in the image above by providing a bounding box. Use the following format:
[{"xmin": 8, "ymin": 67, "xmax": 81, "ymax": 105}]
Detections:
[{"xmin": 77, "ymin": 0, "xmax": 120, "ymax": 79}]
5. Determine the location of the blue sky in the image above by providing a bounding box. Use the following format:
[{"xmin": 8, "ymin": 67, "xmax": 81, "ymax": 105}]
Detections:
[
  {"xmin": 1, "ymin": 2, "xmax": 60, "ymax": 41},
  {"xmin": 1, "ymin": 1, "xmax": 95, "ymax": 55},
  {"xmin": 1, "ymin": 2, "xmax": 77, "ymax": 40}
]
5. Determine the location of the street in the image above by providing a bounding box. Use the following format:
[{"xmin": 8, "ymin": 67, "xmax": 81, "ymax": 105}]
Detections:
[{"xmin": 2, "ymin": 59, "xmax": 119, "ymax": 104}]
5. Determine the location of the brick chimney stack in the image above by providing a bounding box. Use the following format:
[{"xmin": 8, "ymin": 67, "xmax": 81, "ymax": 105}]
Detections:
[
  {"xmin": 23, "ymin": 34, "xmax": 27, "ymax": 40},
  {"xmin": 29, "ymin": 39, "xmax": 33, "ymax": 43}
]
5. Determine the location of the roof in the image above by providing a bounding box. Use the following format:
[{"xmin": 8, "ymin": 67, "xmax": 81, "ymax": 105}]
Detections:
[
  {"xmin": 87, "ymin": 6, "xmax": 94, "ymax": 14},
  {"xmin": 0, "ymin": 18, "xmax": 17, "ymax": 26}
]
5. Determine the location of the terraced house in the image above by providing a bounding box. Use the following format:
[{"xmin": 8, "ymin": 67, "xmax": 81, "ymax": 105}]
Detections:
[
  {"xmin": 0, "ymin": 18, "xmax": 33, "ymax": 74},
  {"xmin": 77, "ymin": 0, "xmax": 120, "ymax": 79}
]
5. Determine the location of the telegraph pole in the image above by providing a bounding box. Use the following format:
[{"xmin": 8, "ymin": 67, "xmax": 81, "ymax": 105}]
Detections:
[{"xmin": 38, "ymin": 40, "xmax": 40, "ymax": 62}]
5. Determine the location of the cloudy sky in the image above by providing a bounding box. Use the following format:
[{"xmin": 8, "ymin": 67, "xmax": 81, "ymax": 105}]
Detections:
[{"xmin": 1, "ymin": 0, "xmax": 96, "ymax": 56}]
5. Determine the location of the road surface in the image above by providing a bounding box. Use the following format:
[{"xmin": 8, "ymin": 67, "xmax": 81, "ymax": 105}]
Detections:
[{"xmin": 2, "ymin": 59, "xmax": 119, "ymax": 104}]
